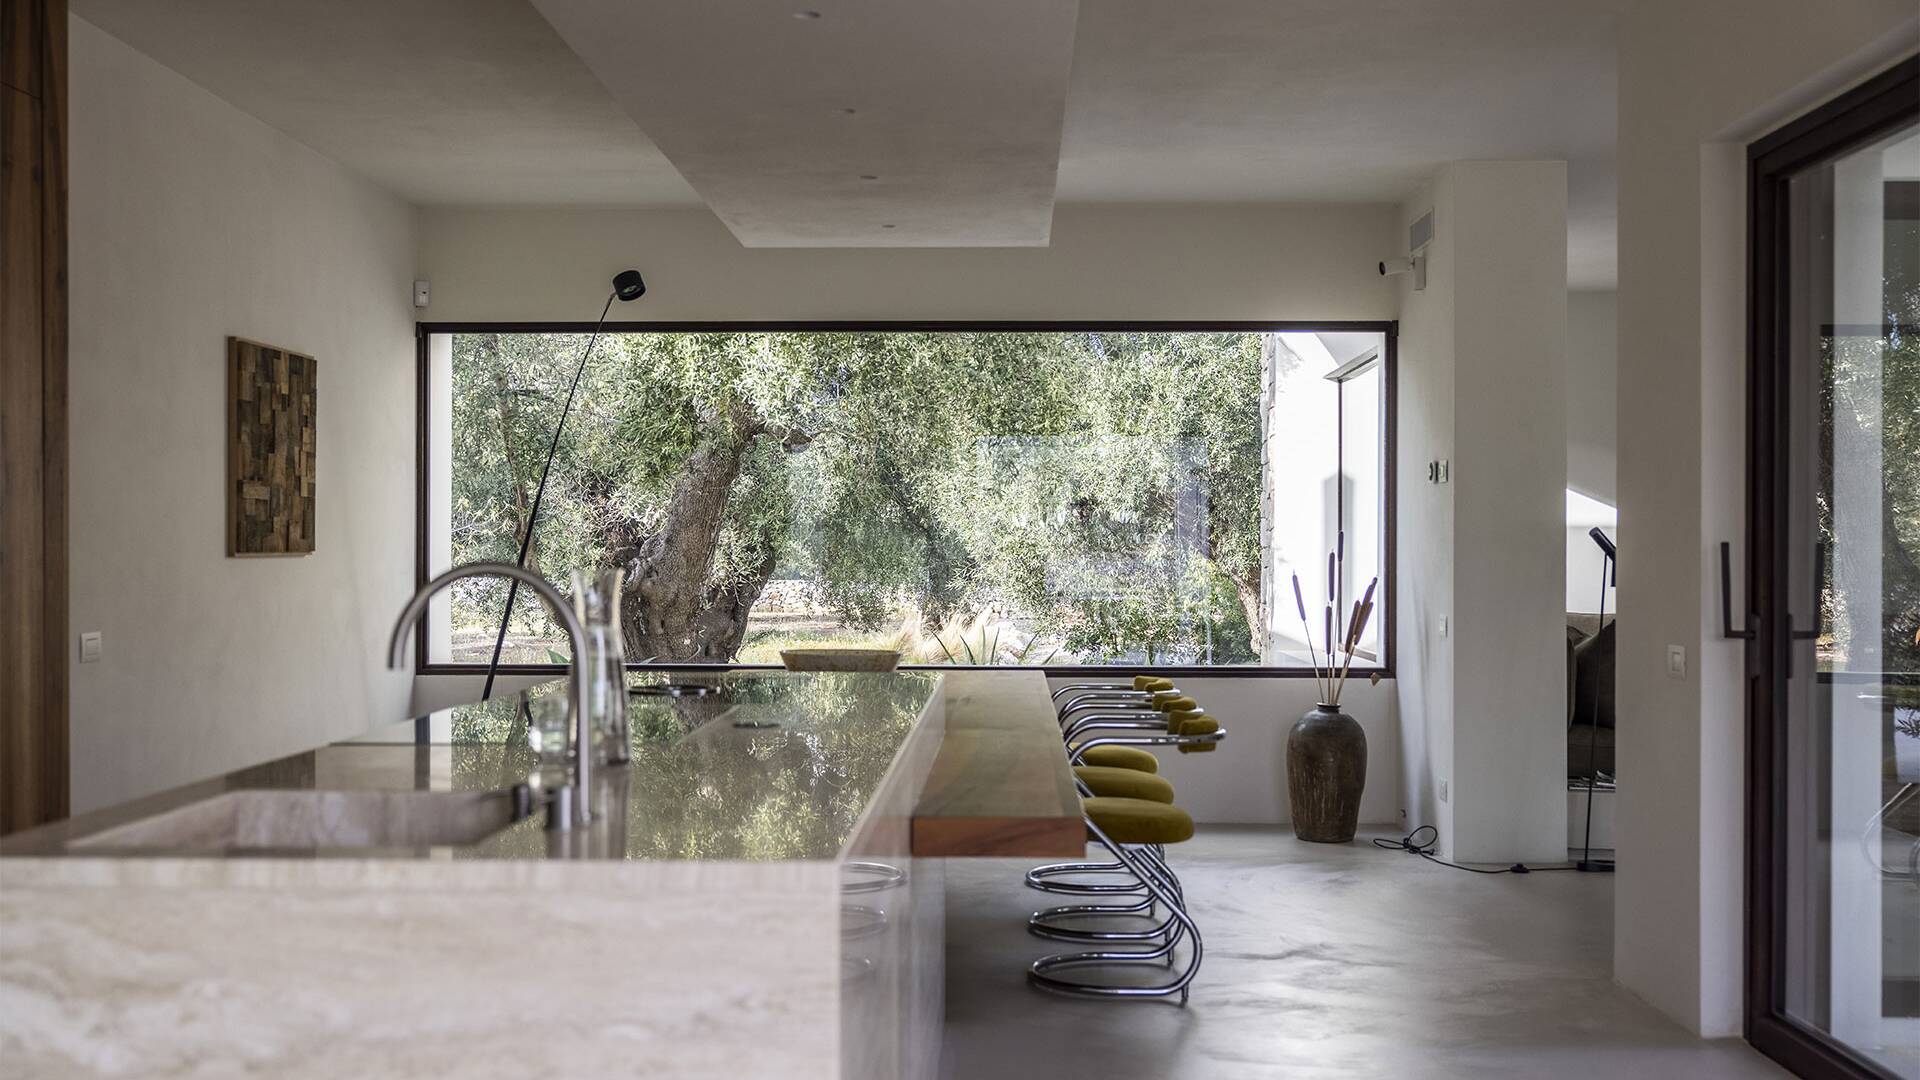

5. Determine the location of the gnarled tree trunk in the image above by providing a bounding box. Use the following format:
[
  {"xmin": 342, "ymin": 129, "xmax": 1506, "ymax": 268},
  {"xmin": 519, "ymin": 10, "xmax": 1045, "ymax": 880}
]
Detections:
[{"xmin": 610, "ymin": 409, "xmax": 775, "ymax": 661}]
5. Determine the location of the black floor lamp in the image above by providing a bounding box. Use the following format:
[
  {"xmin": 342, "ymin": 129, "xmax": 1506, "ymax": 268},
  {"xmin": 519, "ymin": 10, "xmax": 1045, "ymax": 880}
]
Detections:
[
  {"xmin": 1576, "ymin": 525, "xmax": 1616, "ymax": 873},
  {"xmin": 480, "ymin": 269, "xmax": 647, "ymax": 701}
]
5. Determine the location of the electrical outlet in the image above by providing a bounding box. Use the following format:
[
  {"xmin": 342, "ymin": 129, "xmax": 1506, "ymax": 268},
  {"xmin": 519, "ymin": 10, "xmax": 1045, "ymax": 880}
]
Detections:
[
  {"xmin": 1666, "ymin": 644, "xmax": 1687, "ymax": 679},
  {"xmin": 1439, "ymin": 779, "xmax": 1449, "ymax": 803},
  {"xmin": 79, "ymin": 631, "xmax": 102, "ymax": 664},
  {"xmin": 413, "ymin": 279, "xmax": 430, "ymax": 308}
]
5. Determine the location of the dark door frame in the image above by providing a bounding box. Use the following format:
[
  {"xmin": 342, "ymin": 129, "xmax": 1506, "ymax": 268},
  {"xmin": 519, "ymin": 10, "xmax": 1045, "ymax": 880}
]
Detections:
[
  {"xmin": 1745, "ymin": 53, "xmax": 1918, "ymax": 1080},
  {"xmin": 0, "ymin": 0, "xmax": 70, "ymax": 836}
]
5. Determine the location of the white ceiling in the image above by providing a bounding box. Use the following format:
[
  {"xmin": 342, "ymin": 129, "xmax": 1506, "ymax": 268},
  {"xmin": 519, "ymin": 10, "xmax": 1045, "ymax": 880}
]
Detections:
[
  {"xmin": 1060, "ymin": 0, "xmax": 1623, "ymax": 288},
  {"xmin": 532, "ymin": 0, "xmax": 1079, "ymax": 247},
  {"xmin": 67, "ymin": 0, "xmax": 698, "ymax": 206},
  {"xmin": 70, "ymin": 0, "xmax": 1624, "ymax": 282}
]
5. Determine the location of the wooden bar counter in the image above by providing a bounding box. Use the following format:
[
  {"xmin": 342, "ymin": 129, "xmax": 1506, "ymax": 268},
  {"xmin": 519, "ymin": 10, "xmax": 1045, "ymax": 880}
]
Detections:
[{"xmin": 911, "ymin": 670, "xmax": 1084, "ymax": 857}]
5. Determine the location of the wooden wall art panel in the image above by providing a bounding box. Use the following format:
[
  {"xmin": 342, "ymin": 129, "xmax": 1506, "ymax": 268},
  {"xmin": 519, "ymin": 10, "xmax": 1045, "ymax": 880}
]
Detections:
[{"xmin": 227, "ymin": 337, "xmax": 316, "ymax": 556}]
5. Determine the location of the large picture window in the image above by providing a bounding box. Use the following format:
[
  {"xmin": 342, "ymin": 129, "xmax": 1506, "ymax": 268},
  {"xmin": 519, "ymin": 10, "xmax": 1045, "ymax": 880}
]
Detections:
[{"xmin": 418, "ymin": 323, "xmax": 1393, "ymax": 674}]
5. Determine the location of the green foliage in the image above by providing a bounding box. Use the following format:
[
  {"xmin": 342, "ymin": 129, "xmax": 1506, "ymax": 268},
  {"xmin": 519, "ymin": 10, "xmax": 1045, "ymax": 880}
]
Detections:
[
  {"xmin": 1817, "ymin": 211, "xmax": 1920, "ymax": 675},
  {"xmin": 448, "ymin": 330, "xmax": 1275, "ymax": 665}
]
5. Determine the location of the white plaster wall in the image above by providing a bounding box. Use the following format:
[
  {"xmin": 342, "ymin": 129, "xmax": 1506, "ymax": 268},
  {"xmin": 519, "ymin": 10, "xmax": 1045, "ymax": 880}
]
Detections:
[
  {"xmin": 65, "ymin": 17, "xmax": 418, "ymax": 813},
  {"xmin": 1448, "ymin": 161, "xmax": 1570, "ymax": 867},
  {"xmin": 1393, "ymin": 163, "xmax": 1569, "ymax": 866},
  {"xmin": 1567, "ymin": 289, "xmax": 1618, "ymax": 502},
  {"xmin": 1392, "ymin": 175, "xmax": 1456, "ymax": 850},
  {"xmin": 1614, "ymin": 0, "xmax": 1918, "ymax": 1037},
  {"xmin": 410, "ymin": 200, "xmax": 1403, "ymax": 827},
  {"xmin": 413, "ymin": 204, "xmax": 1399, "ymax": 322}
]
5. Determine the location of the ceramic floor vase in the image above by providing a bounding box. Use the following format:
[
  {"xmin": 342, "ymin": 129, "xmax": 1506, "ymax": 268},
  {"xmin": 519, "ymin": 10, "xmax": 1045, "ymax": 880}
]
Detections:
[{"xmin": 1287, "ymin": 704, "xmax": 1367, "ymax": 843}]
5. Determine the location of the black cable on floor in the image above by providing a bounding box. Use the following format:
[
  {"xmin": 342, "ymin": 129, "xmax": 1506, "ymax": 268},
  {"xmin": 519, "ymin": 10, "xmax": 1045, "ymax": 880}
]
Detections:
[{"xmin": 1372, "ymin": 826, "xmax": 1579, "ymax": 874}]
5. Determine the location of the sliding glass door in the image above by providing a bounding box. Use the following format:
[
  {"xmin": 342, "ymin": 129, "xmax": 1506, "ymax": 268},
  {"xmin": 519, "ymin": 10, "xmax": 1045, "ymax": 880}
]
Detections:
[{"xmin": 1747, "ymin": 57, "xmax": 1918, "ymax": 1080}]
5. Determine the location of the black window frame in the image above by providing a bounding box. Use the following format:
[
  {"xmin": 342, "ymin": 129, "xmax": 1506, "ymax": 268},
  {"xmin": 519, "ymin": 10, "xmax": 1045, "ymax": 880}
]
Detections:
[{"xmin": 414, "ymin": 319, "xmax": 1398, "ymax": 679}]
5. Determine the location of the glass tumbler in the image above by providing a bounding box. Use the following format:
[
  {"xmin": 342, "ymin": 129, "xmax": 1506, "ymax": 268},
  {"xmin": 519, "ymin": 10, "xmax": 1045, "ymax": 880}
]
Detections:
[
  {"xmin": 525, "ymin": 693, "xmax": 573, "ymax": 792},
  {"xmin": 571, "ymin": 567, "xmax": 631, "ymax": 764}
]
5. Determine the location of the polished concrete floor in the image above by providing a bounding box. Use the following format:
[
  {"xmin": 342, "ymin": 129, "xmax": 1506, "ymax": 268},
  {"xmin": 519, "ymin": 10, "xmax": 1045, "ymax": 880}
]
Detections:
[{"xmin": 940, "ymin": 826, "xmax": 1785, "ymax": 1079}]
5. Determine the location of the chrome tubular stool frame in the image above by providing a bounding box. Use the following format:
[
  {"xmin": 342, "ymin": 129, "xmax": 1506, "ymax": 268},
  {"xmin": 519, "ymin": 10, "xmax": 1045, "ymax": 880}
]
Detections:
[
  {"xmin": 1050, "ymin": 678, "xmax": 1176, "ymax": 703},
  {"xmin": 1026, "ymin": 728, "xmax": 1224, "ymax": 1001},
  {"xmin": 1052, "ymin": 691, "xmax": 1152, "ymax": 718},
  {"xmin": 1026, "ymin": 816, "xmax": 1206, "ymax": 1004}
]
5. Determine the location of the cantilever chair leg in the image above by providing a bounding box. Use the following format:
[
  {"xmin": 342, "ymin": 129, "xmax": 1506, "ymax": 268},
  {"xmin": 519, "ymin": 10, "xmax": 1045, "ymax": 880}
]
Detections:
[{"xmin": 1027, "ymin": 817, "xmax": 1203, "ymax": 1005}]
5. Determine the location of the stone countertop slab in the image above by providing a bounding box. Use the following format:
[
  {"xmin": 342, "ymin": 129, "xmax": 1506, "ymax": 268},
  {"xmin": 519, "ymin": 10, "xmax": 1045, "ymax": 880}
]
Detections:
[{"xmin": 0, "ymin": 670, "xmax": 943, "ymax": 865}]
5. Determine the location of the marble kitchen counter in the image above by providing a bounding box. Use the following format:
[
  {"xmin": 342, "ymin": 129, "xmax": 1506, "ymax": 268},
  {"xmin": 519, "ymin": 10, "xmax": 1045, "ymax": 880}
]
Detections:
[
  {"xmin": 0, "ymin": 670, "xmax": 943, "ymax": 863},
  {"xmin": 0, "ymin": 670, "xmax": 951, "ymax": 1079}
]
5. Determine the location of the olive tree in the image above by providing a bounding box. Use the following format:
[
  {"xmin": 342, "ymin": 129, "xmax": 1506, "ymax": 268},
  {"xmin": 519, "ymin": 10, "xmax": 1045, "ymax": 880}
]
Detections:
[{"xmin": 450, "ymin": 329, "xmax": 1270, "ymax": 663}]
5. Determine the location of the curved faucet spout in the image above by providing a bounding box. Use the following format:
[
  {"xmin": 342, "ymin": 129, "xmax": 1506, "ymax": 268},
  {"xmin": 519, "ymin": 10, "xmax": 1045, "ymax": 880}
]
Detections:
[{"xmin": 389, "ymin": 561, "xmax": 592, "ymax": 829}]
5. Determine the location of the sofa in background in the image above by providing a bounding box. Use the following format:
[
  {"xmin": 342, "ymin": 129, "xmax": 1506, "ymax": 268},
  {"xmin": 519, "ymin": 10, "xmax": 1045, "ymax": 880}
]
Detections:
[{"xmin": 1567, "ymin": 613, "xmax": 1615, "ymax": 778}]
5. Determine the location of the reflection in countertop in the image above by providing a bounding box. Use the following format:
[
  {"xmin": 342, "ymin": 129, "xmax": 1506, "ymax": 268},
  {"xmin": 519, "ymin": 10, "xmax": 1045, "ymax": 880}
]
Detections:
[{"xmin": 1, "ymin": 670, "xmax": 943, "ymax": 863}]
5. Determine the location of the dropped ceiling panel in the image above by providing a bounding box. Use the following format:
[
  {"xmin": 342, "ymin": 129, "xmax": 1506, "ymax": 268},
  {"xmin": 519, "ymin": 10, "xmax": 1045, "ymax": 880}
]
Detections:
[{"xmin": 532, "ymin": 0, "xmax": 1080, "ymax": 247}]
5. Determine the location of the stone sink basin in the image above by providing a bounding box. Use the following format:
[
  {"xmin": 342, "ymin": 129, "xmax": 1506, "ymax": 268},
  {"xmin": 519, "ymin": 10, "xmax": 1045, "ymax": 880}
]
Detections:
[{"xmin": 71, "ymin": 788, "xmax": 529, "ymax": 852}]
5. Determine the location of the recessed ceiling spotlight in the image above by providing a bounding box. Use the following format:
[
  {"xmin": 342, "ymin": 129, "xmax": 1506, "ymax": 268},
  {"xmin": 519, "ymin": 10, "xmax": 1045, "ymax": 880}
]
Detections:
[
  {"xmin": 859, "ymin": 174, "xmax": 879, "ymax": 181},
  {"xmin": 881, "ymin": 224, "xmax": 897, "ymax": 229},
  {"xmin": 793, "ymin": 10, "xmax": 821, "ymax": 19},
  {"xmin": 839, "ymin": 107, "xmax": 858, "ymax": 116}
]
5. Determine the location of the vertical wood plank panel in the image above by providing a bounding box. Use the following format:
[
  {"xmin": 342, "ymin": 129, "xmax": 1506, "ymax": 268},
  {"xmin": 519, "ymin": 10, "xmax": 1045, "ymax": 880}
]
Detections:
[
  {"xmin": 1, "ymin": 0, "xmax": 69, "ymax": 834},
  {"xmin": 38, "ymin": 0, "xmax": 69, "ymax": 830}
]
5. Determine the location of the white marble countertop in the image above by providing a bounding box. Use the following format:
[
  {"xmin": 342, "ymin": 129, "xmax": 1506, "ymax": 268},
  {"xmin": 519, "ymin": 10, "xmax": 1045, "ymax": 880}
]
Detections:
[{"xmin": 0, "ymin": 670, "xmax": 943, "ymax": 863}]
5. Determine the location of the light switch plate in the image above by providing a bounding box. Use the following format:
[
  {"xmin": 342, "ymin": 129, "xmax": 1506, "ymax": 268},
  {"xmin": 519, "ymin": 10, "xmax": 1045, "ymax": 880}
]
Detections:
[
  {"xmin": 1438, "ymin": 614, "xmax": 1449, "ymax": 638},
  {"xmin": 413, "ymin": 279, "xmax": 430, "ymax": 308},
  {"xmin": 1439, "ymin": 779, "xmax": 1449, "ymax": 803},
  {"xmin": 79, "ymin": 631, "xmax": 102, "ymax": 663},
  {"xmin": 1666, "ymin": 644, "xmax": 1687, "ymax": 678}
]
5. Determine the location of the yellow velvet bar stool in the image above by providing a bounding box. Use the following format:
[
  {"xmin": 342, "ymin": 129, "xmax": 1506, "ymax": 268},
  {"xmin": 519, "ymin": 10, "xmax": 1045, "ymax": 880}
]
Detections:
[
  {"xmin": 1032, "ymin": 721, "xmax": 1223, "ymax": 901},
  {"xmin": 1084, "ymin": 796, "xmax": 1194, "ymax": 843},
  {"xmin": 1028, "ymin": 794, "xmax": 1196, "ymax": 917},
  {"xmin": 1027, "ymin": 794, "xmax": 1207, "ymax": 1004},
  {"xmin": 1050, "ymin": 674, "xmax": 1175, "ymax": 709},
  {"xmin": 1055, "ymin": 684, "xmax": 1183, "ymax": 725},
  {"xmin": 1167, "ymin": 709, "xmax": 1219, "ymax": 741},
  {"xmin": 1070, "ymin": 743, "xmax": 1161, "ymax": 773},
  {"xmin": 1072, "ymin": 764, "xmax": 1175, "ymax": 803},
  {"xmin": 1061, "ymin": 696, "xmax": 1203, "ymax": 754}
]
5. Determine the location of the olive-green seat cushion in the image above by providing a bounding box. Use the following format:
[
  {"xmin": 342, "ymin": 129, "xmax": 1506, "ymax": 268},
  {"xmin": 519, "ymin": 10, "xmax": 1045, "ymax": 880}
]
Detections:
[
  {"xmin": 1132, "ymin": 675, "xmax": 1176, "ymax": 692},
  {"xmin": 1166, "ymin": 709, "xmax": 1217, "ymax": 736},
  {"xmin": 1074, "ymin": 765, "xmax": 1176, "ymax": 803},
  {"xmin": 1167, "ymin": 709, "xmax": 1220, "ymax": 753},
  {"xmin": 1084, "ymin": 796, "xmax": 1195, "ymax": 845},
  {"xmin": 1072, "ymin": 744, "xmax": 1160, "ymax": 773},
  {"xmin": 1153, "ymin": 695, "xmax": 1198, "ymax": 713}
]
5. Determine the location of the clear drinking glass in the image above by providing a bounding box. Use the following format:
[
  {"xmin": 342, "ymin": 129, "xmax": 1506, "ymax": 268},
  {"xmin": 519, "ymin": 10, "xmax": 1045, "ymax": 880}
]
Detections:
[
  {"xmin": 525, "ymin": 693, "xmax": 572, "ymax": 791},
  {"xmin": 572, "ymin": 567, "xmax": 631, "ymax": 764}
]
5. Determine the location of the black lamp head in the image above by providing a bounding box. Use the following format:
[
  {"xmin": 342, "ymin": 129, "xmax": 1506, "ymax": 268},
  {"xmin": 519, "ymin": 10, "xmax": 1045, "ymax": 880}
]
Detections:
[
  {"xmin": 1588, "ymin": 526, "xmax": 1616, "ymax": 560},
  {"xmin": 612, "ymin": 269, "xmax": 646, "ymax": 302}
]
